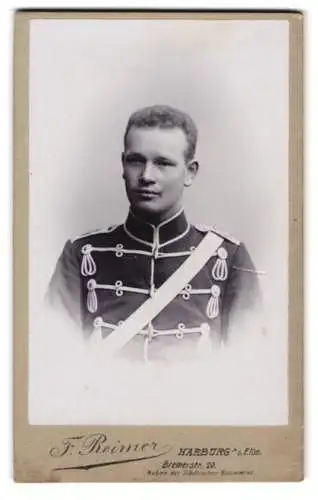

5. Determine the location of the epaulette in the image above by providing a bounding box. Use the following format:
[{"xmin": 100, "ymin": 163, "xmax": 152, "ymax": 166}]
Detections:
[
  {"xmin": 194, "ymin": 223, "xmax": 240, "ymax": 245},
  {"xmin": 71, "ymin": 224, "xmax": 119, "ymax": 243}
]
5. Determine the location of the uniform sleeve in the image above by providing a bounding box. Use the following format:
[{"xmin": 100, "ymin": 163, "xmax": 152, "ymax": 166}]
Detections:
[
  {"xmin": 45, "ymin": 240, "xmax": 82, "ymax": 326},
  {"xmin": 221, "ymin": 243, "xmax": 265, "ymax": 339}
]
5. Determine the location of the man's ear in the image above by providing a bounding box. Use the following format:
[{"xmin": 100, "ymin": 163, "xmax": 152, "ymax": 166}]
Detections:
[
  {"xmin": 184, "ymin": 160, "xmax": 199, "ymax": 187},
  {"xmin": 121, "ymin": 153, "xmax": 126, "ymax": 179}
]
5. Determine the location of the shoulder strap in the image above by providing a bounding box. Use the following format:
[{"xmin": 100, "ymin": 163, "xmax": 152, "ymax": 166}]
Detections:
[
  {"xmin": 95, "ymin": 231, "xmax": 223, "ymax": 355},
  {"xmin": 71, "ymin": 224, "xmax": 119, "ymax": 243}
]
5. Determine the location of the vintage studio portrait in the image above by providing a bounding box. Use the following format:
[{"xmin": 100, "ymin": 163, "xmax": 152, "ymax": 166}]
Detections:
[{"xmin": 28, "ymin": 19, "xmax": 289, "ymax": 425}]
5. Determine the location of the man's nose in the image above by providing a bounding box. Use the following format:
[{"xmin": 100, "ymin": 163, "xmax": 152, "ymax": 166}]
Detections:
[{"xmin": 140, "ymin": 161, "xmax": 155, "ymax": 183}]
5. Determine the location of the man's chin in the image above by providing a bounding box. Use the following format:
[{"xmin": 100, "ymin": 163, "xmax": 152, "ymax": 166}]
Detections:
[
  {"xmin": 130, "ymin": 200, "xmax": 170, "ymax": 223},
  {"xmin": 131, "ymin": 199, "xmax": 163, "ymax": 214}
]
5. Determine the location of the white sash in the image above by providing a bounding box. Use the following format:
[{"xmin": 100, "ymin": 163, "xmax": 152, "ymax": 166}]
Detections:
[{"xmin": 94, "ymin": 231, "xmax": 223, "ymax": 355}]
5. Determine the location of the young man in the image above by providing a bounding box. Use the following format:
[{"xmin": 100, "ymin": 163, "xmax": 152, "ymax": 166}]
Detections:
[{"xmin": 47, "ymin": 105, "xmax": 263, "ymax": 362}]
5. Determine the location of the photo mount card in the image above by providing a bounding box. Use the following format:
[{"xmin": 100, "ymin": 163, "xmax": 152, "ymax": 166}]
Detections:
[{"xmin": 13, "ymin": 10, "xmax": 303, "ymax": 482}]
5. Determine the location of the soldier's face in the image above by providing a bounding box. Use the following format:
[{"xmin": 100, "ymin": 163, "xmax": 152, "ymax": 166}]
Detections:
[{"xmin": 122, "ymin": 126, "xmax": 198, "ymax": 221}]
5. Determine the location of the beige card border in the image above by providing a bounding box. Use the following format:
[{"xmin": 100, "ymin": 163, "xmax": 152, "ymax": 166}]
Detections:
[{"xmin": 13, "ymin": 10, "xmax": 303, "ymax": 482}]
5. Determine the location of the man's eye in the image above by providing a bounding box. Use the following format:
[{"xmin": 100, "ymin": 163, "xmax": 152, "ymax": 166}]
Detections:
[
  {"xmin": 126, "ymin": 157, "xmax": 145, "ymax": 165},
  {"xmin": 154, "ymin": 158, "xmax": 174, "ymax": 167}
]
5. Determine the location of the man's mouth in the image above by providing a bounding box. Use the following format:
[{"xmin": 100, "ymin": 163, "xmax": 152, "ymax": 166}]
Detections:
[{"xmin": 135, "ymin": 189, "xmax": 160, "ymax": 199}]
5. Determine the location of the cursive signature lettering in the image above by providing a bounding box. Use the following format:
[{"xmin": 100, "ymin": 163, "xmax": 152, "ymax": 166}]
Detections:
[{"xmin": 49, "ymin": 432, "xmax": 171, "ymax": 470}]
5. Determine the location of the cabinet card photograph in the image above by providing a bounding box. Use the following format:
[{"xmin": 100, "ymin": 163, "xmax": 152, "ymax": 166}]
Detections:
[{"xmin": 14, "ymin": 11, "xmax": 303, "ymax": 482}]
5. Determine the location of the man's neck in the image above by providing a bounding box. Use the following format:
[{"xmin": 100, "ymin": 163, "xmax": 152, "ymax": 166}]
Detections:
[
  {"xmin": 131, "ymin": 206, "xmax": 184, "ymax": 227},
  {"xmin": 125, "ymin": 206, "xmax": 189, "ymax": 247}
]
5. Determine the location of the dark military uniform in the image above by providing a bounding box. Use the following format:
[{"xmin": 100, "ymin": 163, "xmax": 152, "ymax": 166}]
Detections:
[{"xmin": 47, "ymin": 209, "xmax": 263, "ymax": 362}]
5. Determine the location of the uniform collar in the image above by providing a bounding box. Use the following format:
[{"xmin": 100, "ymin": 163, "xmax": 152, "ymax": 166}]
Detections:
[{"xmin": 124, "ymin": 207, "xmax": 190, "ymax": 248}]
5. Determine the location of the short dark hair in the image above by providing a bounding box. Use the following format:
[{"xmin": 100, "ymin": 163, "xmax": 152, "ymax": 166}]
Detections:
[{"xmin": 124, "ymin": 105, "xmax": 198, "ymax": 162}]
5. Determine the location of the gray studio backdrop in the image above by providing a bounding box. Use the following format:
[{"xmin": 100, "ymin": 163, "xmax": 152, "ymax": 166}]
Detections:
[{"xmin": 29, "ymin": 19, "xmax": 289, "ymax": 425}]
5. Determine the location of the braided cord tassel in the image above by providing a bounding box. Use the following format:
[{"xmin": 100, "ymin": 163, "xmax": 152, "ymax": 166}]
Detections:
[
  {"xmin": 206, "ymin": 285, "xmax": 220, "ymax": 319},
  {"xmin": 92, "ymin": 317, "xmax": 103, "ymax": 341},
  {"xmin": 81, "ymin": 244, "xmax": 96, "ymax": 276},
  {"xmin": 87, "ymin": 279, "xmax": 98, "ymax": 313},
  {"xmin": 211, "ymin": 247, "xmax": 228, "ymax": 281},
  {"xmin": 197, "ymin": 323, "xmax": 212, "ymax": 354}
]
